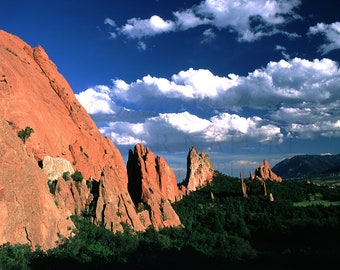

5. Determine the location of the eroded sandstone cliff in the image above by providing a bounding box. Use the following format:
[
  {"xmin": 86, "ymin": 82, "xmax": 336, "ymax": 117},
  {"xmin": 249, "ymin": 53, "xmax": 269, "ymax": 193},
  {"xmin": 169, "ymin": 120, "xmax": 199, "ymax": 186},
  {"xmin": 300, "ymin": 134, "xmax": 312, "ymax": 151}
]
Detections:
[
  {"xmin": 0, "ymin": 30, "xmax": 216, "ymax": 250},
  {"xmin": 127, "ymin": 144, "xmax": 182, "ymax": 230},
  {"xmin": 0, "ymin": 119, "xmax": 74, "ymax": 250},
  {"xmin": 0, "ymin": 30, "xmax": 171, "ymax": 249}
]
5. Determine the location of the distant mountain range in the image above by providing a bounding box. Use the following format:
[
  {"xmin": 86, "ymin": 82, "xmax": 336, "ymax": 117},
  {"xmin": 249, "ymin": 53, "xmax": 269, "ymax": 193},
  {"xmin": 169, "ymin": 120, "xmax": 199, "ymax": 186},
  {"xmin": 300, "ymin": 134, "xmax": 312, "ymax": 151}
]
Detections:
[{"xmin": 271, "ymin": 153, "xmax": 340, "ymax": 180}]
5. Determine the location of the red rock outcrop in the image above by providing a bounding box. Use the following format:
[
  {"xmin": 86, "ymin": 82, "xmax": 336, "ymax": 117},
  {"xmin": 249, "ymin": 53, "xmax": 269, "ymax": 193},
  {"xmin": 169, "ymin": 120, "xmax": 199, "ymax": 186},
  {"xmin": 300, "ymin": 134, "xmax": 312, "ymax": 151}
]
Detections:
[
  {"xmin": 181, "ymin": 146, "xmax": 216, "ymax": 193},
  {"xmin": 0, "ymin": 29, "xmax": 220, "ymax": 250},
  {"xmin": 252, "ymin": 160, "xmax": 282, "ymax": 182},
  {"xmin": 127, "ymin": 144, "xmax": 182, "ymax": 230},
  {"xmin": 0, "ymin": 119, "xmax": 74, "ymax": 250},
  {"xmin": 0, "ymin": 30, "xmax": 183, "ymax": 249}
]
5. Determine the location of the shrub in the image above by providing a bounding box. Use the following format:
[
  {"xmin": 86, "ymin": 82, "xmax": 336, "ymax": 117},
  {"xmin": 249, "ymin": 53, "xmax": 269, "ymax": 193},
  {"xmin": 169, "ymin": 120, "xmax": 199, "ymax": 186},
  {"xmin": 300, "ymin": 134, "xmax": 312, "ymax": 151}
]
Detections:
[
  {"xmin": 17, "ymin": 126, "xmax": 34, "ymax": 143},
  {"xmin": 62, "ymin": 171, "xmax": 71, "ymax": 181},
  {"xmin": 47, "ymin": 179, "xmax": 57, "ymax": 195},
  {"xmin": 71, "ymin": 170, "xmax": 83, "ymax": 182}
]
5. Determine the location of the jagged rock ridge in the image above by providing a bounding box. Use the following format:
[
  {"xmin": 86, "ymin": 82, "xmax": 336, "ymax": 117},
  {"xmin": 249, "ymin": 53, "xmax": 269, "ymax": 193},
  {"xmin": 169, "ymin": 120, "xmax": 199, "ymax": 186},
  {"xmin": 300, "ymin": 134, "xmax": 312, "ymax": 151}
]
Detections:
[
  {"xmin": 127, "ymin": 144, "xmax": 182, "ymax": 230},
  {"xmin": 239, "ymin": 160, "xmax": 282, "ymax": 200},
  {"xmin": 250, "ymin": 160, "xmax": 282, "ymax": 182}
]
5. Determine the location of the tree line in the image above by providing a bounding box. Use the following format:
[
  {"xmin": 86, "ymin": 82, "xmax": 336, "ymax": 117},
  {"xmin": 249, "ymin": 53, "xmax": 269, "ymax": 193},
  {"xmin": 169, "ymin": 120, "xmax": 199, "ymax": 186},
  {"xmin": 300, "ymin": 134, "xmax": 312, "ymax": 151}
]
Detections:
[{"xmin": 1, "ymin": 171, "xmax": 339, "ymax": 269}]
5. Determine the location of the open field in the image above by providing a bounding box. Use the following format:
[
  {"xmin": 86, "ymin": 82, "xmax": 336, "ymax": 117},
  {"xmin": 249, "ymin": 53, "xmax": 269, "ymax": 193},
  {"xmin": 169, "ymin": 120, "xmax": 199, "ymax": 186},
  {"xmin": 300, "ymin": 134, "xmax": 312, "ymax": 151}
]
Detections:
[
  {"xmin": 293, "ymin": 200, "xmax": 340, "ymax": 207},
  {"xmin": 310, "ymin": 178, "xmax": 340, "ymax": 187},
  {"xmin": 291, "ymin": 176, "xmax": 340, "ymax": 207}
]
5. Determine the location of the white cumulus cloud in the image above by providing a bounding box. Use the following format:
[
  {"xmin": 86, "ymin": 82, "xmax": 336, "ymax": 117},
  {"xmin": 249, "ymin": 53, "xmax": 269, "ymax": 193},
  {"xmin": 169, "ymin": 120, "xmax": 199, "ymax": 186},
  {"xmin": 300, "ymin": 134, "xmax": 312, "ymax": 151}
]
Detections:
[
  {"xmin": 76, "ymin": 85, "xmax": 115, "ymax": 114},
  {"xmin": 105, "ymin": 0, "xmax": 301, "ymax": 42},
  {"xmin": 308, "ymin": 22, "xmax": 340, "ymax": 55},
  {"xmin": 196, "ymin": 0, "xmax": 301, "ymax": 41},
  {"xmin": 120, "ymin": 15, "xmax": 175, "ymax": 38},
  {"xmin": 76, "ymin": 57, "xmax": 340, "ymax": 155}
]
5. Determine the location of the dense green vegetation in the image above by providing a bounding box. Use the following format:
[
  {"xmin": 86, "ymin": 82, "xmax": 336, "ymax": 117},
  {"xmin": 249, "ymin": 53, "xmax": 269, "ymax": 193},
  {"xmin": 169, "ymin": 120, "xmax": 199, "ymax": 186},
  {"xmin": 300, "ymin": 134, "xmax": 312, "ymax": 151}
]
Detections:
[{"xmin": 1, "ymin": 172, "xmax": 339, "ymax": 269}]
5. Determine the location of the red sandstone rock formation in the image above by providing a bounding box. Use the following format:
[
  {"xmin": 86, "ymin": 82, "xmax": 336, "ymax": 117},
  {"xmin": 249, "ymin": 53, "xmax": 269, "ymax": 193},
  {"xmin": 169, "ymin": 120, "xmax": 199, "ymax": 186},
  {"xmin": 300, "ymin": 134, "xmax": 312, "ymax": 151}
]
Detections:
[
  {"xmin": 181, "ymin": 146, "xmax": 216, "ymax": 193},
  {"xmin": 0, "ymin": 29, "xmax": 219, "ymax": 251},
  {"xmin": 0, "ymin": 30, "xmax": 182, "ymax": 249},
  {"xmin": 127, "ymin": 144, "xmax": 182, "ymax": 230},
  {"xmin": 0, "ymin": 119, "xmax": 74, "ymax": 250},
  {"xmin": 252, "ymin": 160, "xmax": 282, "ymax": 182}
]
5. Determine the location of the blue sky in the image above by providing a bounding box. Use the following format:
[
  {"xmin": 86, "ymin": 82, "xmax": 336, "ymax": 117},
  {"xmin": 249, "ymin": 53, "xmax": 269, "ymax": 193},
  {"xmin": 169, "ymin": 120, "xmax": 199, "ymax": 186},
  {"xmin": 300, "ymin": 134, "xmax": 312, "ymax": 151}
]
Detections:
[{"xmin": 2, "ymin": 0, "xmax": 340, "ymax": 180}]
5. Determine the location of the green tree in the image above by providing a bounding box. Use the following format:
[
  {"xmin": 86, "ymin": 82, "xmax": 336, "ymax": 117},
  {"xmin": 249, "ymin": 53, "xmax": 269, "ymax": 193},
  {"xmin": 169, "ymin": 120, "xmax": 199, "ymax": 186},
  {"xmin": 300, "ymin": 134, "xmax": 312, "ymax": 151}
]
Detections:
[
  {"xmin": 62, "ymin": 171, "xmax": 71, "ymax": 181},
  {"xmin": 0, "ymin": 243, "xmax": 32, "ymax": 270},
  {"xmin": 71, "ymin": 170, "xmax": 83, "ymax": 182},
  {"xmin": 17, "ymin": 126, "xmax": 34, "ymax": 143}
]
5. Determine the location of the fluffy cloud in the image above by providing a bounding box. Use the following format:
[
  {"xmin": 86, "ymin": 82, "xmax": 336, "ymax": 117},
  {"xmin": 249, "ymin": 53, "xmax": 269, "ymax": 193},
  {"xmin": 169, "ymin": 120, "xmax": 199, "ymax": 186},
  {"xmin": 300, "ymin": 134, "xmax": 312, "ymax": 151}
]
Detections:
[
  {"xmin": 120, "ymin": 15, "xmax": 175, "ymax": 38},
  {"xmin": 101, "ymin": 122, "xmax": 146, "ymax": 145},
  {"xmin": 111, "ymin": 68, "xmax": 237, "ymax": 107},
  {"xmin": 196, "ymin": 0, "xmax": 301, "ymax": 41},
  {"xmin": 289, "ymin": 120, "xmax": 340, "ymax": 139},
  {"xmin": 206, "ymin": 113, "xmax": 283, "ymax": 143},
  {"xmin": 151, "ymin": 112, "xmax": 211, "ymax": 133},
  {"xmin": 308, "ymin": 22, "xmax": 340, "ymax": 55},
  {"xmin": 98, "ymin": 111, "xmax": 282, "ymax": 153},
  {"xmin": 173, "ymin": 9, "xmax": 209, "ymax": 30},
  {"xmin": 236, "ymin": 57, "xmax": 340, "ymax": 105},
  {"xmin": 76, "ymin": 57, "xmax": 340, "ymax": 156},
  {"xmin": 109, "ymin": 57, "xmax": 340, "ymax": 111},
  {"xmin": 105, "ymin": 0, "xmax": 301, "ymax": 42},
  {"xmin": 76, "ymin": 85, "xmax": 115, "ymax": 114}
]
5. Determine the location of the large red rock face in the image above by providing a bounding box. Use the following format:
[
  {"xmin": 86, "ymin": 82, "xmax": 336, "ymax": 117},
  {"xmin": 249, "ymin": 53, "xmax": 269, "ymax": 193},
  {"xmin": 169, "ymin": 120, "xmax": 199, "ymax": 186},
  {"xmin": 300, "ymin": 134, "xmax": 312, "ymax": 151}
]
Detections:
[
  {"xmin": 0, "ymin": 30, "xmax": 180, "ymax": 249},
  {"xmin": 0, "ymin": 30, "xmax": 125, "ymax": 181},
  {"xmin": 127, "ymin": 144, "xmax": 182, "ymax": 230},
  {"xmin": 0, "ymin": 29, "xmax": 132, "ymax": 248},
  {"xmin": 0, "ymin": 119, "xmax": 74, "ymax": 250},
  {"xmin": 0, "ymin": 30, "xmax": 219, "ymax": 250}
]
